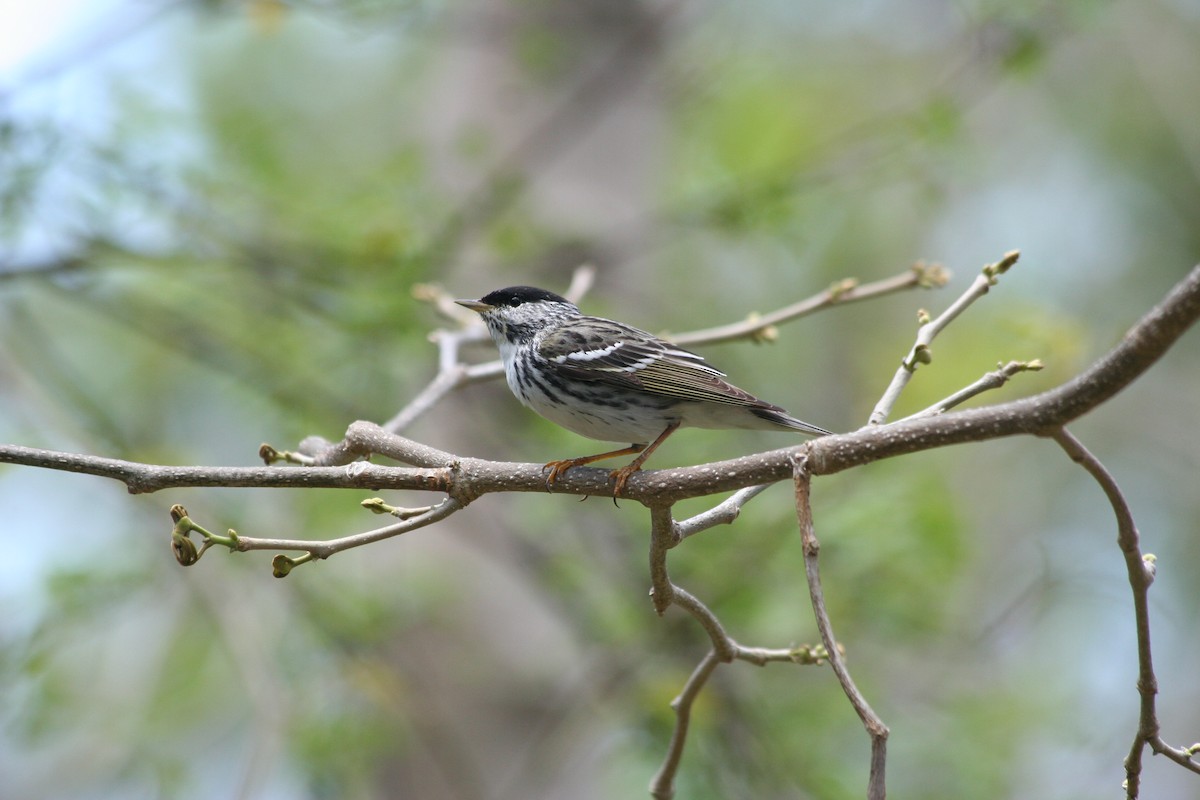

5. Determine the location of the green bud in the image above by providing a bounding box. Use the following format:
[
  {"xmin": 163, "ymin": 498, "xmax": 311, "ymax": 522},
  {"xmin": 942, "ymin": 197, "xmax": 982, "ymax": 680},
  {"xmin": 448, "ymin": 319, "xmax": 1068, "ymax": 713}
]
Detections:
[
  {"xmin": 172, "ymin": 533, "xmax": 199, "ymax": 566},
  {"xmin": 272, "ymin": 555, "xmax": 294, "ymax": 578}
]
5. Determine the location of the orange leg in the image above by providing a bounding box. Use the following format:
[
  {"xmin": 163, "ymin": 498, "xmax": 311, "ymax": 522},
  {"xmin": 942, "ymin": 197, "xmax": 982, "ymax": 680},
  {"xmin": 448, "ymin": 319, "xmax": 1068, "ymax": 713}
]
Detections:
[
  {"xmin": 608, "ymin": 422, "xmax": 680, "ymax": 496},
  {"xmin": 543, "ymin": 422, "xmax": 682, "ymax": 496},
  {"xmin": 544, "ymin": 444, "xmax": 646, "ymax": 489}
]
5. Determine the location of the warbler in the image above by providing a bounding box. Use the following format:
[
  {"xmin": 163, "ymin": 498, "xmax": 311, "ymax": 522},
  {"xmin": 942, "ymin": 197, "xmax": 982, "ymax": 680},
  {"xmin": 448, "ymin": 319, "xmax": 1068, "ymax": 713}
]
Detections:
[{"xmin": 457, "ymin": 286, "xmax": 831, "ymax": 496}]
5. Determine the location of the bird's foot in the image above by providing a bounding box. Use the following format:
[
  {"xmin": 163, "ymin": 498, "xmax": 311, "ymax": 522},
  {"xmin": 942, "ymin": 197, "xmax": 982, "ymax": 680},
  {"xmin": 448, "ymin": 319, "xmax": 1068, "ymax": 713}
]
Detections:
[
  {"xmin": 541, "ymin": 444, "xmax": 647, "ymax": 493},
  {"xmin": 607, "ymin": 464, "xmax": 642, "ymax": 498},
  {"xmin": 542, "ymin": 458, "xmax": 584, "ymax": 491},
  {"xmin": 541, "ymin": 458, "xmax": 639, "ymax": 499}
]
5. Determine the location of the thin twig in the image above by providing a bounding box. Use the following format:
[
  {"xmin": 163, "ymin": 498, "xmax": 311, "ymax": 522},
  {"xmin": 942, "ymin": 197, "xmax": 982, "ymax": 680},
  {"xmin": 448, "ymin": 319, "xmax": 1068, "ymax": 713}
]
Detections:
[
  {"xmin": 170, "ymin": 498, "xmax": 463, "ymax": 575},
  {"xmin": 735, "ymin": 642, "xmax": 830, "ymax": 667},
  {"xmin": 562, "ymin": 264, "xmax": 597, "ymax": 303},
  {"xmin": 412, "ymin": 283, "xmax": 489, "ymax": 328},
  {"xmin": 672, "ymin": 262, "xmax": 950, "ymax": 347},
  {"xmin": 900, "ymin": 359, "xmax": 1043, "ymax": 422},
  {"xmin": 670, "ymin": 584, "xmax": 736, "ymax": 661},
  {"xmin": 649, "ymin": 649, "xmax": 720, "ymax": 800},
  {"xmin": 1049, "ymin": 429, "xmax": 1200, "ymax": 797},
  {"xmin": 650, "ymin": 583, "xmax": 831, "ymax": 800},
  {"xmin": 670, "ymin": 581, "xmax": 830, "ymax": 668},
  {"xmin": 674, "ymin": 483, "xmax": 772, "ymax": 540},
  {"xmin": 793, "ymin": 455, "xmax": 889, "ymax": 800},
  {"xmin": 869, "ymin": 250, "xmax": 1020, "ymax": 425},
  {"xmin": 381, "ymin": 366, "xmax": 466, "ymax": 434}
]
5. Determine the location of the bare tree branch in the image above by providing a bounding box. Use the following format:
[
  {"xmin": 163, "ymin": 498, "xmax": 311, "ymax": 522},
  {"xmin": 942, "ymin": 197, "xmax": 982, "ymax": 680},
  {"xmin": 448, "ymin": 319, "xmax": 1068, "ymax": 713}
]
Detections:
[
  {"xmin": 648, "ymin": 504, "xmax": 677, "ymax": 616},
  {"xmin": 900, "ymin": 359, "xmax": 1044, "ymax": 421},
  {"xmin": 4, "ymin": 263, "xmax": 1199, "ymax": 503},
  {"xmin": 649, "ymin": 648, "xmax": 720, "ymax": 800},
  {"xmin": 815, "ymin": 262, "xmax": 1200, "ymax": 474},
  {"xmin": 674, "ymin": 483, "xmax": 772, "ymax": 540},
  {"xmin": 670, "ymin": 584, "xmax": 736, "ymax": 661},
  {"xmin": 794, "ymin": 455, "xmax": 889, "ymax": 800},
  {"xmin": 869, "ymin": 250, "xmax": 1020, "ymax": 425},
  {"xmin": 1050, "ymin": 428, "xmax": 1200, "ymax": 798},
  {"xmin": 648, "ymin": 581, "xmax": 832, "ymax": 799},
  {"xmin": 3, "ymin": 261, "xmax": 1199, "ymax": 799},
  {"xmin": 169, "ymin": 498, "xmax": 464, "ymax": 575},
  {"xmin": 671, "ymin": 262, "xmax": 950, "ymax": 347}
]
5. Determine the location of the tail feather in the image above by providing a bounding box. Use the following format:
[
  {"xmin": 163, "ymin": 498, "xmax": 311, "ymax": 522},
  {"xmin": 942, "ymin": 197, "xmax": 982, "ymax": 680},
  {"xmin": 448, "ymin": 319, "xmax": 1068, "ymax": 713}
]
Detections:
[{"xmin": 750, "ymin": 404, "xmax": 832, "ymax": 437}]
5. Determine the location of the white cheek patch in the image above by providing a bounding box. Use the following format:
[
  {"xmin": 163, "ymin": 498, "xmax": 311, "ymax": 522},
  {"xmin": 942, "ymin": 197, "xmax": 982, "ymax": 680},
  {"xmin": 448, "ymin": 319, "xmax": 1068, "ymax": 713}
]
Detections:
[{"xmin": 554, "ymin": 341, "xmax": 624, "ymax": 363}]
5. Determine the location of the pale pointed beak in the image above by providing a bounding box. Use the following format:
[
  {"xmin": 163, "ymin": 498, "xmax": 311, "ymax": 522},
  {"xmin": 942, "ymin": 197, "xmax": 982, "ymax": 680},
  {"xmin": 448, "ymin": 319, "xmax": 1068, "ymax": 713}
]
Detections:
[{"xmin": 455, "ymin": 298, "xmax": 492, "ymax": 313}]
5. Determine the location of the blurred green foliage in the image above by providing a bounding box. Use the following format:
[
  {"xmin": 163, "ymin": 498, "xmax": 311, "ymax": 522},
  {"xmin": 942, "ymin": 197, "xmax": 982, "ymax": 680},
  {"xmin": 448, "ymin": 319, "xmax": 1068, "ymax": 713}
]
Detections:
[{"xmin": 2, "ymin": 1, "xmax": 1200, "ymax": 799}]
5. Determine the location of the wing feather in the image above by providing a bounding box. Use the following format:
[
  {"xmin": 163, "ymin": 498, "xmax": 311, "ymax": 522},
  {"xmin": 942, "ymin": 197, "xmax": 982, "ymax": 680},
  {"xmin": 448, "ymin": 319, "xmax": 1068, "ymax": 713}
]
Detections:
[{"xmin": 538, "ymin": 317, "xmax": 768, "ymax": 408}]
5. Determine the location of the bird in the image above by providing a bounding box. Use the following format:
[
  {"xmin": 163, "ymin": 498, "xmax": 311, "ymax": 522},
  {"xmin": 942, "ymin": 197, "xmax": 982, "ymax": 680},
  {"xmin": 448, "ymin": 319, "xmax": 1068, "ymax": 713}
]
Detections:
[{"xmin": 456, "ymin": 286, "xmax": 831, "ymax": 496}]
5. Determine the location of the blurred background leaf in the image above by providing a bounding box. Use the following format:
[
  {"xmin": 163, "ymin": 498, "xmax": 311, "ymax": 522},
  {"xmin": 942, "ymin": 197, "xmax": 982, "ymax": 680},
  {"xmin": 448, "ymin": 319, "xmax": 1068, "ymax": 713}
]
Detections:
[{"xmin": 2, "ymin": 0, "xmax": 1199, "ymax": 798}]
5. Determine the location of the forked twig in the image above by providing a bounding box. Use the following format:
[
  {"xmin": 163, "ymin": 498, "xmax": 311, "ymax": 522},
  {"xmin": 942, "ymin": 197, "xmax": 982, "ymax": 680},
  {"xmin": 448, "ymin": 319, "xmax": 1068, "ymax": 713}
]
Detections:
[
  {"xmin": 793, "ymin": 455, "xmax": 889, "ymax": 800},
  {"xmin": 901, "ymin": 359, "xmax": 1044, "ymax": 421},
  {"xmin": 5, "ymin": 260, "xmax": 1200, "ymax": 799},
  {"xmin": 869, "ymin": 250, "xmax": 1019, "ymax": 425},
  {"xmin": 1050, "ymin": 428, "xmax": 1200, "ymax": 798},
  {"xmin": 649, "ymin": 579, "xmax": 831, "ymax": 799},
  {"xmin": 169, "ymin": 497, "xmax": 463, "ymax": 576}
]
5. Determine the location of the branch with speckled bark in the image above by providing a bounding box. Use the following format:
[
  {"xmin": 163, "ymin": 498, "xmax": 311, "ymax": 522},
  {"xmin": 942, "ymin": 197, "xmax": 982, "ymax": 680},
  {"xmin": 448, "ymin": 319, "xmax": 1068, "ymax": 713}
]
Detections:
[{"xmin": 3, "ymin": 262, "xmax": 1199, "ymax": 799}]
